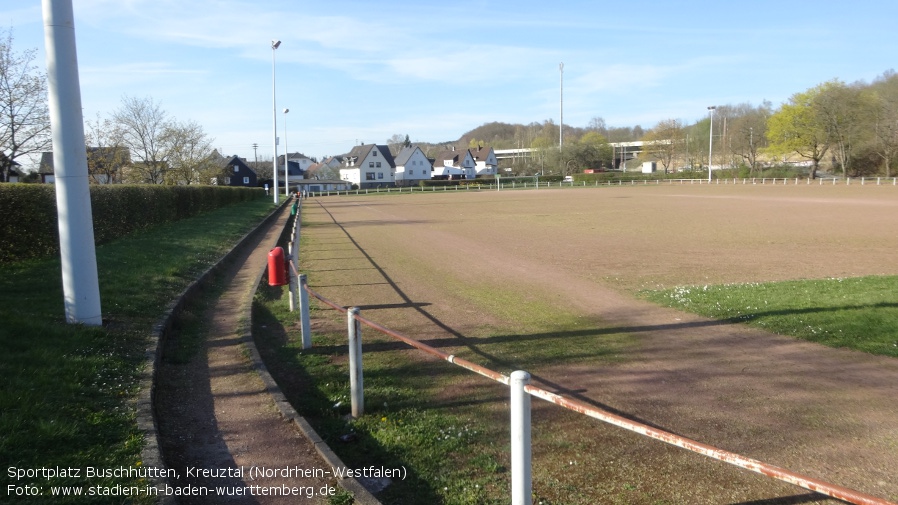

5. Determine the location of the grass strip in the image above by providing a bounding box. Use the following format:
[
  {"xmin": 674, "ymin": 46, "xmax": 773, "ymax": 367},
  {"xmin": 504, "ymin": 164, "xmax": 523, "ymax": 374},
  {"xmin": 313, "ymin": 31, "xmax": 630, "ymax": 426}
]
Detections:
[
  {"xmin": 0, "ymin": 196, "xmax": 274, "ymax": 503},
  {"xmin": 641, "ymin": 275, "xmax": 898, "ymax": 358}
]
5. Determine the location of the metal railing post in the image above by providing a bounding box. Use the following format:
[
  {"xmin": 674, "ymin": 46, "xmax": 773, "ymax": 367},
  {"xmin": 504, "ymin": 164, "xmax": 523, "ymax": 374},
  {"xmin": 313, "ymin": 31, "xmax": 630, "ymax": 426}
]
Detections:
[
  {"xmin": 347, "ymin": 307, "xmax": 364, "ymax": 418},
  {"xmin": 511, "ymin": 370, "xmax": 532, "ymax": 505},
  {"xmin": 287, "ymin": 257, "xmax": 296, "ymax": 312},
  {"xmin": 299, "ymin": 274, "xmax": 311, "ymax": 349}
]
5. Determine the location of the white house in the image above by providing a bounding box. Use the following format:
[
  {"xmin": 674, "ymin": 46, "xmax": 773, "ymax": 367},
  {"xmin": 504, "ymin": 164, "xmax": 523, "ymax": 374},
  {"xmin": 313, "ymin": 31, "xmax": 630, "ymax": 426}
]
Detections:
[
  {"xmin": 284, "ymin": 152, "xmax": 315, "ymax": 172},
  {"xmin": 469, "ymin": 146, "xmax": 498, "ymax": 176},
  {"xmin": 338, "ymin": 144, "xmax": 396, "ymax": 188},
  {"xmin": 393, "ymin": 146, "xmax": 432, "ymax": 186},
  {"xmin": 432, "ymin": 148, "xmax": 476, "ymax": 180}
]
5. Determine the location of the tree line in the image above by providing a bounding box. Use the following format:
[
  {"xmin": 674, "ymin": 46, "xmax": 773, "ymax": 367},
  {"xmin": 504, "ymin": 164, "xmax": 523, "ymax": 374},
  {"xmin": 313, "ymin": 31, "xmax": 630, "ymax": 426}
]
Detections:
[{"xmin": 447, "ymin": 70, "xmax": 898, "ymax": 179}]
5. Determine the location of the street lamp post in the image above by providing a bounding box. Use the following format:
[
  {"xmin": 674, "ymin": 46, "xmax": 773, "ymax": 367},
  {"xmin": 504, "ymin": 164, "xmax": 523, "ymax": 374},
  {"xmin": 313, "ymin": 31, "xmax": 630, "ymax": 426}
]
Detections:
[
  {"xmin": 271, "ymin": 39, "xmax": 281, "ymax": 204},
  {"xmin": 283, "ymin": 108, "xmax": 290, "ymax": 197},
  {"xmin": 707, "ymin": 105, "xmax": 717, "ymax": 182}
]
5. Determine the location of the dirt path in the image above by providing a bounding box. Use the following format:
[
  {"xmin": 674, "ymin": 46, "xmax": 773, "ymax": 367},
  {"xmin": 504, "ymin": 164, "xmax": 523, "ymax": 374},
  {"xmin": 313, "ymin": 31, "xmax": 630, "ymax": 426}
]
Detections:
[
  {"xmin": 299, "ymin": 186, "xmax": 898, "ymax": 504},
  {"xmin": 155, "ymin": 205, "xmax": 337, "ymax": 504}
]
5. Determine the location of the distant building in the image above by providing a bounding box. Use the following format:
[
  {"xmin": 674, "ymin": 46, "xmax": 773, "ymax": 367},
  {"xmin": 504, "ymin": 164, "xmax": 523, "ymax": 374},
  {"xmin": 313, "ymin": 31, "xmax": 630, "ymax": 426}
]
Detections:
[
  {"xmin": 211, "ymin": 153, "xmax": 258, "ymax": 187},
  {"xmin": 38, "ymin": 148, "xmax": 131, "ymax": 184},
  {"xmin": 431, "ymin": 147, "xmax": 476, "ymax": 180},
  {"xmin": 469, "ymin": 146, "xmax": 498, "ymax": 176},
  {"xmin": 1, "ymin": 153, "xmax": 22, "ymax": 183},
  {"xmin": 393, "ymin": 146, "xmax": 432, "ymax": 186},
  {"xmin": 338, "ymin": 144, "xmax": 396, "ymax": 188}
]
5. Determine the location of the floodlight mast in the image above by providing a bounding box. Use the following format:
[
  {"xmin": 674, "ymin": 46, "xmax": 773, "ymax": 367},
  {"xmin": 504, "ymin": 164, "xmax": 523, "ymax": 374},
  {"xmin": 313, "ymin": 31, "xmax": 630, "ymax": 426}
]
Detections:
[
  {"xmin": 42, "ymin": 0, "xmax": 102, "ymax": 325},
  {"xmin": 707, "ymin": 105, "xmax": 717, "ymax": 182},
  {"xmin": 283, "ymin": 108, "xmax": 289, "ymax": 197},
  {"xmin": 272, "ymin": 39, "xmax": 281, "ymax": 204}
]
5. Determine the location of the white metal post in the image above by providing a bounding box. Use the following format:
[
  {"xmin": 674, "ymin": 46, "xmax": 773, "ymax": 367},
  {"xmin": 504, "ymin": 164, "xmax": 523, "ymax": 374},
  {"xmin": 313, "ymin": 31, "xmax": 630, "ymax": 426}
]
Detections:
[
  {"xmin": 287, "ymin": 259, "xmax": 296, "ymax": 312},
  {"xmin": 347, "ymin": 307, "xmax": 364, "ymax": 418},
  {"xmin": 511, "ymin": 370, "xmax": 532, "ymax": 505},
  {"xmin": 298, "ymin": 274, "xmax": 311, "ymax": 349},
  {"xmin": 42, "ymin": 0, "xmax": 102, "ymax": 325}
]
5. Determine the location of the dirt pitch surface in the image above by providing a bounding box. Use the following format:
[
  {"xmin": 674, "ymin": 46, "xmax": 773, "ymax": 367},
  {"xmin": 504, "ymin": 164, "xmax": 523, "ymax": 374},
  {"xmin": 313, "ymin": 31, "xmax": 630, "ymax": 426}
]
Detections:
[{"xmin": 300, "ymin": 184, "xmax": 898, "ymax": 505}]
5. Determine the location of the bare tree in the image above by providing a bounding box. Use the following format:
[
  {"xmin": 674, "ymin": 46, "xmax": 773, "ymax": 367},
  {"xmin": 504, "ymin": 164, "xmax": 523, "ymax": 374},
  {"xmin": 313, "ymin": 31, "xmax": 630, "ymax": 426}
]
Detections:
[
  {"xmin": 84, "ymin": 113, "xmax": 130, "ymax": 184},
  {"xmin": 0, "ymin": 29, "xmax": 50, "ymax": 181},
  {"xmin": 727, "ymin": 101, "xmax": 771, "ymax": 174},
  {"xmin": 113, "ymin": 95, "xmax": 171, "ymax": 183}
]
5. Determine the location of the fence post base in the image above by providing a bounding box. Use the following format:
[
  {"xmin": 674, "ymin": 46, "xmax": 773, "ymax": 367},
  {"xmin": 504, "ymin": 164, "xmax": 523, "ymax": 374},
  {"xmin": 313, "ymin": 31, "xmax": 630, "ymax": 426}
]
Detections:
[
  {"xmin": 299, "ymin": 274, "xmax": 311, "ymax": 349},
  {"xmin": 347, "ymin": 307, "xmax": 364, "ymax": 418},
  {"xmin": 511, "ymin": 370, "xmax": 532, "ymax": 505}
]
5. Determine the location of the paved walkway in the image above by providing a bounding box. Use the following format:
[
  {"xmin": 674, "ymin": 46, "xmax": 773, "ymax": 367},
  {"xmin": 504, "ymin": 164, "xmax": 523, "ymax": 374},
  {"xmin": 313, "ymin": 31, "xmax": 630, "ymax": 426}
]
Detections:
[{"xmin": 155, "ymin": 205, "xmax": 336, "ymax": 504}]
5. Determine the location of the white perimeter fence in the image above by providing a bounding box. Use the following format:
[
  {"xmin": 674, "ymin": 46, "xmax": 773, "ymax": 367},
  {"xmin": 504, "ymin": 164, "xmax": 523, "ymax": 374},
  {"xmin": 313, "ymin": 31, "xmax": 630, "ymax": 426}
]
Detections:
[
  {"xmin": 277, "ymin": 195, "xmax": 896, "ymax": 505},
  {"xmin": 308, "ymin": 176, "xmax": 898, "ymax": 197}
]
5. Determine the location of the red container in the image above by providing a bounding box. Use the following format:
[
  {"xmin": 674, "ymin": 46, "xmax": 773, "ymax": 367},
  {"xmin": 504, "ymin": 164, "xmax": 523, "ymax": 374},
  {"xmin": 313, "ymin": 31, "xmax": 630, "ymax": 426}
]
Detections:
[{"xmin": 267, "ymin": 247, "xmax": 289, "ymax": 286}]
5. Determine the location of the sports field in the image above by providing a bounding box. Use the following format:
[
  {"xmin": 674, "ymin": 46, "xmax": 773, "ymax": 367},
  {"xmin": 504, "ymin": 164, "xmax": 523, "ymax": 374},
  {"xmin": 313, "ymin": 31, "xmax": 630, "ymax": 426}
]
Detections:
[{"xmin": 298, "ymin": 184, "xmax": 898, "ymax": 504}]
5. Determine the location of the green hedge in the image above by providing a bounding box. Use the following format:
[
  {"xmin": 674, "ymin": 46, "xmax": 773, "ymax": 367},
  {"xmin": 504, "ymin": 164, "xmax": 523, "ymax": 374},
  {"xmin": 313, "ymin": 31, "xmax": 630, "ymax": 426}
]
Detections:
[{"xmin": 0, "ymin": 184, "xmax": 264, "ymax": 264}]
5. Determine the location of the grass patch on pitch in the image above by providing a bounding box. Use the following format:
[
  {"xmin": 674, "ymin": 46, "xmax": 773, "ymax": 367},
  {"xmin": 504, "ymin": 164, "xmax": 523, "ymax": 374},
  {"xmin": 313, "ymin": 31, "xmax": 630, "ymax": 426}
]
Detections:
[{"xmin": 642, "ymin": 275, "xmax": 898, "ymax": 358}]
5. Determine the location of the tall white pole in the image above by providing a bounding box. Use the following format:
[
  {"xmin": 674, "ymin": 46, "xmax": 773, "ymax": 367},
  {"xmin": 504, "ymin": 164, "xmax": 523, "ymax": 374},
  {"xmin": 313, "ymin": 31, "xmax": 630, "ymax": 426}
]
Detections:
[
  {"xmin": 559, "ymin": 62, "xmax": 564, "ymax": 151},
  {"xmin": 42, "ymin": 0, "xmax": 102, "ymax": 326},
  {"xmin": 707, "ymin": 106, "xmax": 716, "ymax": 182},
  {"xmin": 283, "ymin": 108, "xmax": 289, "ymax": 197},
  {"xmin": 271, "ymin": 40, "xmax": 281, "ymax": 204}
]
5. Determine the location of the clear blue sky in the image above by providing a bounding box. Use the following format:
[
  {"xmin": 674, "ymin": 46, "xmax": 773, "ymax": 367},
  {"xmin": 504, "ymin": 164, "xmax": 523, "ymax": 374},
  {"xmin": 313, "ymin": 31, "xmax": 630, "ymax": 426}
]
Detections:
[{"xmin": 4, "ymin": 0, "xmax": 896, "ymax": 163}]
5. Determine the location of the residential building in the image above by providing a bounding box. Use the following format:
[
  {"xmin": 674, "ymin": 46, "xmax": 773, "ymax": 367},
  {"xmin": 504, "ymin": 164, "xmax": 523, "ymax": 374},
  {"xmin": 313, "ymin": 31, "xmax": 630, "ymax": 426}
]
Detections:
[
  {"xmin": 212, "ymin": 154, "xmax": 258, "ymax": 187},
  {"xmin": 393, "ymin": 146, "xmax": 433, "ymax": 186},
  {"xmin": 276, "ymin": 154, "xmax": 306, "ymax": 191},
  {"xmin": 338, "ymin": 144, "xmax": 396, "ymax": 188},
  {"xmin": 470, "ymin": 146, "xmax": 499, "ymax": 176},
  {"xmin": 1, "ymin": 153, "xmax": 21, "ymax": 183},
  {"xmin": 431, "ymin": 147, "xmax": 476, "ymax": 179},
  {"xmin": 38, "ymin": 147, "xmax": 131, "ymax": 184}
]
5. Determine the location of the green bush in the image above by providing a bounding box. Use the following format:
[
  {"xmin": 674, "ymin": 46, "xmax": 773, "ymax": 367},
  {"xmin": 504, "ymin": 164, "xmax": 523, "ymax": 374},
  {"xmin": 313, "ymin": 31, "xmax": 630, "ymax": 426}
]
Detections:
[{"xmin": 0, "ymin": 184, "xmax": 264, "ymax": 263}]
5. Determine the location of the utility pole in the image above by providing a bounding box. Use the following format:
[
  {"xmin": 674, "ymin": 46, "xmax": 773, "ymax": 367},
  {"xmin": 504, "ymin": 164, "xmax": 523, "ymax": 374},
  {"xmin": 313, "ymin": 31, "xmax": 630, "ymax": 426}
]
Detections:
[{"xmin": 252, "ymin": 143, "xmax": 258, "ymax": 163}]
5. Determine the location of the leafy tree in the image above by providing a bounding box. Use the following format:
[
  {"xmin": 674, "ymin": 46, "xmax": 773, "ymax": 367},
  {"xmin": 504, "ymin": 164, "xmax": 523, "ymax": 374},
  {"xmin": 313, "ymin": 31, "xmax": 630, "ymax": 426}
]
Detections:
[
  {"xmin": 814, "ymin": 80, "xmax": 873, "ymax": 177},
  {"xmin": 0, "ymin": 29, "xmax": 50, "ymax": 182},
  {"xmin": 867, "ymin": 71, "xmax": 898, "ymax": 177},
  {"xmin": 643, "ymin": 119, "xmax": 685, "ymax": 173},
  {"xmin": 569, "ymin": 131, "xmax": 612, "ymax": 170},
  {"xmin": 163, "ymin": 120, "xmax": 217, "ymax": 184},
  {"xmin": 766, "ymin": 87, "xmax": 830, "ymax": 179}
]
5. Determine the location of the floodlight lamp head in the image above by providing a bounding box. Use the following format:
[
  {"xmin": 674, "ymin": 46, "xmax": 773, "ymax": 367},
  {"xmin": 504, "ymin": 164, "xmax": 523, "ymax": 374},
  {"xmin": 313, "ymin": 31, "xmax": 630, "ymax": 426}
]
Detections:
[
  {"xmin": 707, "ymin": 105, "xmax": 717, "ymax": 111},
  {"xmin": 272, "ymin": 40, "xmax": 281, "ymax": 49},
  {"xmin": 284, "ymin": 108, "xmax": 289, "ymax": 114}
]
